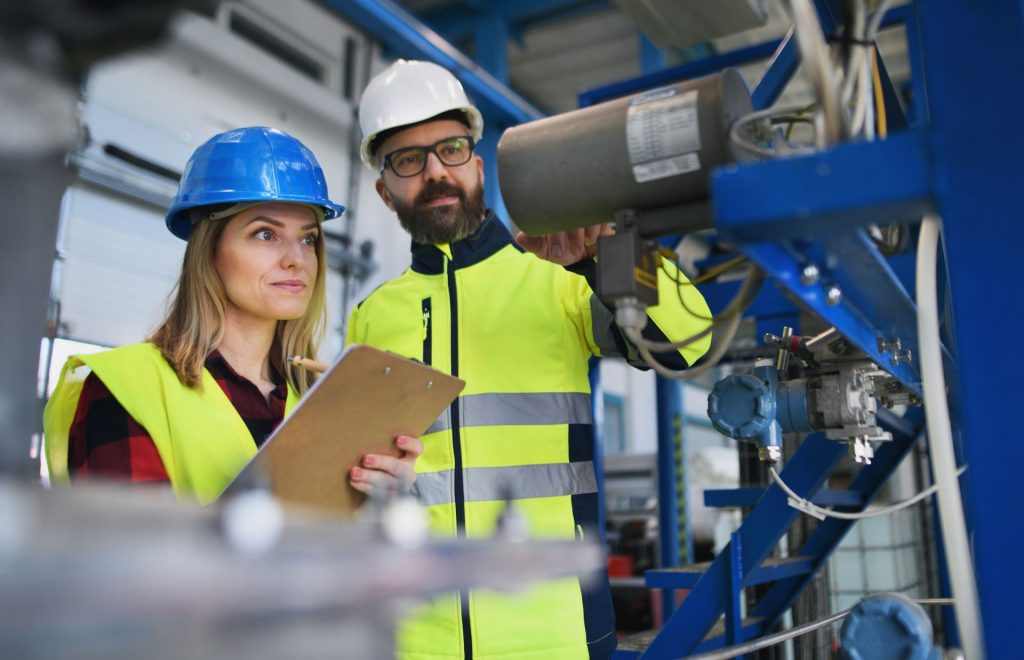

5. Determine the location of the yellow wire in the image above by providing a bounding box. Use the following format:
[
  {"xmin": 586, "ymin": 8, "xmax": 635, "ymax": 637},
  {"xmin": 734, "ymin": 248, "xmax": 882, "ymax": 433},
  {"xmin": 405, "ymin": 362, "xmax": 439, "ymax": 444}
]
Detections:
[{"xmin": 871, "ymin": 45, "xmax": 887, "ymax": 139}]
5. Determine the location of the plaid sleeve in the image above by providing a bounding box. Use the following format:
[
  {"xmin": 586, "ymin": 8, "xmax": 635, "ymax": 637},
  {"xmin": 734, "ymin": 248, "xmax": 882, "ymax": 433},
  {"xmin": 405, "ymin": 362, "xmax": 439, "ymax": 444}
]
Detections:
[{"xmin": 67, "ymin": 372, "xmax": 170, "ymax": 483}]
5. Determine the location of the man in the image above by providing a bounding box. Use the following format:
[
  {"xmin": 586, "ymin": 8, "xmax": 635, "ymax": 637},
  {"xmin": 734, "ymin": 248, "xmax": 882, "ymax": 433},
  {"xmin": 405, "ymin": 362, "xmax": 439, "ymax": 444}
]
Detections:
[{"xmin": 347, "ymin": 59, "xmax": 712, "ymax": 660}]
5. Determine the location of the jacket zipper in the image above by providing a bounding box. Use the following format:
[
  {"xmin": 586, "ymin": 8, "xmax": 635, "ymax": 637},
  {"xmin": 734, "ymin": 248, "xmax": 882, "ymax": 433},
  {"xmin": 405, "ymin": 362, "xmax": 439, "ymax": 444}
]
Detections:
[
  {"xmin": 446, "ymin": 258, "xmax": 472, "ymax": 659},
  {"xmin": 421, "ymin": 298, "xmax": 432, "ymax": 366}
]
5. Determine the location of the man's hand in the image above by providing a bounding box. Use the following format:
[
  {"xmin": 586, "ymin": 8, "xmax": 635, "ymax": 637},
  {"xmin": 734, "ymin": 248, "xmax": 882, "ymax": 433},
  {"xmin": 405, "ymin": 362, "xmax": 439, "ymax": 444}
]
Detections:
[
  {"xmin": 515, "ymin": 223, "xmax": 614, "ymax": 266},
  {"xmin": 349, "ymin": 434, "xmax": 423, "ymax": 497}
]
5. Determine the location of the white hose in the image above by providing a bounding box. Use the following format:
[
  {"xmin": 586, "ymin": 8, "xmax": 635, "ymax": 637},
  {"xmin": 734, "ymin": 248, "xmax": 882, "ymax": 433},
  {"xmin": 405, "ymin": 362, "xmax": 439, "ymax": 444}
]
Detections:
[
  {"xmin": 917, "ymin": 213, "xmax": 984, "ymax": 659},
  {"xmin": 785, "ymin": 0, "xmax": 845, "ymax": 144},
  {"xmin": 768, "ymin": 463, "xmax": 966, "ymax": 521}
]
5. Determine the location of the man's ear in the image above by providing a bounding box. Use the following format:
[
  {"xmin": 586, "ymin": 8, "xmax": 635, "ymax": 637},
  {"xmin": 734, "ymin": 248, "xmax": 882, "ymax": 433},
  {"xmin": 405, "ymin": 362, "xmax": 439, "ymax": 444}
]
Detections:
[{"xmin": 375, "ymin": 178, "xmax": 396, "ymax": 212}]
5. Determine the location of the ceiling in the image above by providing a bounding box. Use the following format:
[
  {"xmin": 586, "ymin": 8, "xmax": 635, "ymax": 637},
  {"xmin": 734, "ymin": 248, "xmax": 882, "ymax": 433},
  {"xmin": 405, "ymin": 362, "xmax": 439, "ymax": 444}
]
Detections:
[{"xmin": 392, "ymin": 0, "xmax": 911, "ymax": 116}]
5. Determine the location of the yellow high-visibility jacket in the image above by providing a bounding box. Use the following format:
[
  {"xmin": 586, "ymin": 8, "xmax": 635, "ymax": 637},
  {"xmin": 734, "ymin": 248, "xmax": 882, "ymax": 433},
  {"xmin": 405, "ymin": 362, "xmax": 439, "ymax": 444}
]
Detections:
[
  {"xmin": 43, "ymin": 342, "xmax": 298, "ymax": 504},
  {"xmin": 346, "ymin": 214, "xmax": 711, "ymax": 659}
]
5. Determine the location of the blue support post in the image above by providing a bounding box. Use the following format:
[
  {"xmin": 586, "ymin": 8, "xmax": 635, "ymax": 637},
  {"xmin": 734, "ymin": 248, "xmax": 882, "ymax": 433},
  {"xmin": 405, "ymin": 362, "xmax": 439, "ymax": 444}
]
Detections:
[
  {"xmin": 655, "ymin": 376, "xmax": 689, "ymax": 620},
  {"xmin": 470, "ymin": 10, "xmax": 513, "ymax": 223},
  {"xmin": 642, "ymin": 434, "xmax": 846, "ymax": 657},
  {"xmin": 639, "ymin": 34, "xmax": 666, "ymax": 73},
  {"xmin": 726, "ymin": 531, "xmax": 745, "ymax": 647},
  {"xmin": 914, "ymin": 4, "xmax": 1024, "ymax": 656},
  {"xmin": 751, "ymin": 31, "xmax": 797, "ymax": 110},
  {"xmin": 751, "ymin": 409, "xmax": 925, "ymax": 628},
  {"xmin": 479, "ymin": 122, "xmax": 511, "ymax": 225},
  {"xmin": 473, "ymin": 12, "xmax": 509, "ymax": 84}
]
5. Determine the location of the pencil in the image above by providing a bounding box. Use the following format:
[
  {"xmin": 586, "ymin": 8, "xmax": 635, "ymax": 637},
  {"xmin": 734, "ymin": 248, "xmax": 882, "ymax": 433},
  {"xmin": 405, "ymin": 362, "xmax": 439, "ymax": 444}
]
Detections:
[{"xmin": 288, "ymin": 355, "xmax": 328, "ymax": 374}]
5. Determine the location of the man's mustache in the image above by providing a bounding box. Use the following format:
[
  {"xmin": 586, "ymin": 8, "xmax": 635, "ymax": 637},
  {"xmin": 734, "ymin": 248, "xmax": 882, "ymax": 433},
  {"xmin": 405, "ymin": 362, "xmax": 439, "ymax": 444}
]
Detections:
[{"xmin": 416, "ymin": 181, "xmax": 464, "ymax": 205}]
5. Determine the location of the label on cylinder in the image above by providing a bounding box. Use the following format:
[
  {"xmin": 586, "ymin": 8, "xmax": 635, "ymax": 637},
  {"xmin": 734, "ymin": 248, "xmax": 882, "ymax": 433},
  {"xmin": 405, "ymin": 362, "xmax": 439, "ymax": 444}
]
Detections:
[
  {"xmin": 632, "ymin": 152, "xmax": 701, "ymax": 183},
  {"xmin": 626, "ymin": 89, "xmax": 702, "ymax": 182}
]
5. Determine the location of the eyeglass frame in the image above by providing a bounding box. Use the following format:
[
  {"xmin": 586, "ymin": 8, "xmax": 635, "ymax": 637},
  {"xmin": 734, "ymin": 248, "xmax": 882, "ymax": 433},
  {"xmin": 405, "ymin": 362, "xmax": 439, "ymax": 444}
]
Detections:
[{"xmin": 378, "ymin": 135, "xmax": 476, "ymax": 177}]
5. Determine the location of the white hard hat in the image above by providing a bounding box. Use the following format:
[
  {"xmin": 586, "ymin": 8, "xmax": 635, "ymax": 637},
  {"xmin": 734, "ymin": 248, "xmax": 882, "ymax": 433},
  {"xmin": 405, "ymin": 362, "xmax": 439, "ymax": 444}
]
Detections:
[{"xmin": 358, "ymin": 59, "xmax": 484, "ymax": 173}]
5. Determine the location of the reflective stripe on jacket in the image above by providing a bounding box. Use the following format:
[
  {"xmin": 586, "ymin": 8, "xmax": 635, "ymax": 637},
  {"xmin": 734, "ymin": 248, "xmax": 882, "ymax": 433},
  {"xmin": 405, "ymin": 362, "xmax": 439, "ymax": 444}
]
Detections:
[
  {"xmin": 345, "ymin": 214, "xmax": 711, "ymax": 659},
  {"xmin": 43, "ymin": 342, "xmax": 298, "ymax": 504}
]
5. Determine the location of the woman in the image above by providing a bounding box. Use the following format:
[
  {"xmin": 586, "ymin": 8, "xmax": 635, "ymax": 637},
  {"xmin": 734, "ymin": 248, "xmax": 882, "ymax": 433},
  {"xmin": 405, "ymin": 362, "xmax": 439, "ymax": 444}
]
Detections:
[{"xmin": 44, "ymin": 126, "xmax": 421, "ymax": 504}]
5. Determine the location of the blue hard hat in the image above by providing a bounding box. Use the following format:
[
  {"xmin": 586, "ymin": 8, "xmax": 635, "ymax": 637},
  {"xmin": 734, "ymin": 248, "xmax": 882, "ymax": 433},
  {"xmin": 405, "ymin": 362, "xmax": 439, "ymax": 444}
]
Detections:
[{"xmin": 166, "ymin": 126, "xmax": 345, "ymax": 240}]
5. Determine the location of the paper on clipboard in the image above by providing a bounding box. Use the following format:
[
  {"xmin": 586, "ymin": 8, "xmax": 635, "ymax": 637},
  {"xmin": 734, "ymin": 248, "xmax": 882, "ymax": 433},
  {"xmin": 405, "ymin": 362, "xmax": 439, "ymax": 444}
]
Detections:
[{"xmin": 222, "ymin": 344, "xmax": 464, "ymax": 516}]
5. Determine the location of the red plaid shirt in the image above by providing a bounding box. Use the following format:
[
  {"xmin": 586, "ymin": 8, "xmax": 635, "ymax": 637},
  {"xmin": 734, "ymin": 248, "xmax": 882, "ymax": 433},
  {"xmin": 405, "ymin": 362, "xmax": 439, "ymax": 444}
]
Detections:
[{"xmin": 67, "ymin": 350, "xmax": 288, "ymax": 482}]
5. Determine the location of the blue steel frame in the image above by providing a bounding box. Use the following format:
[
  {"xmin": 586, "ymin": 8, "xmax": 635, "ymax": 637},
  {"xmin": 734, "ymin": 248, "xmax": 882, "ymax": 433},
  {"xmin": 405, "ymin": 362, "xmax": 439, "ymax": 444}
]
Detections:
[
  {"xmin": 619, "ymin": 410, "xmax": 924, "ymax": 658},
  {"xmin": 912, "ymin": 4, "xmax": 1024, "ymax": 658},
  {"xmin": 339, "ymin": 0, "xmax": 1022, "ymax": 655},
  {"xmin": 706, "ymin": 5, "xmax": 1024, "ymax": 655},
  {"xmin": 585, "ymin": 0, "xmax": 1022, "ymax": 656}
]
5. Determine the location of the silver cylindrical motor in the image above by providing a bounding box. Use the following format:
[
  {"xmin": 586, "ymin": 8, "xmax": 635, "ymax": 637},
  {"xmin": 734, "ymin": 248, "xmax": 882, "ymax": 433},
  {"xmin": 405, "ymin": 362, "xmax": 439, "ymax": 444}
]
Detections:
[{"xmin": 497, "ymin": 69, "xmax": 752, "ymax": 236}]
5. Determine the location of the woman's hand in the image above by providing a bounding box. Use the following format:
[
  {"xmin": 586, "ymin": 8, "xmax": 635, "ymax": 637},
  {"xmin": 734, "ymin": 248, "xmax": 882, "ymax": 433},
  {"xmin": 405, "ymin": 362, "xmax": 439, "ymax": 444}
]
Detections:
[{"xmin": 349, "ymin": 434, "xmax": 423, "ymax": 497}]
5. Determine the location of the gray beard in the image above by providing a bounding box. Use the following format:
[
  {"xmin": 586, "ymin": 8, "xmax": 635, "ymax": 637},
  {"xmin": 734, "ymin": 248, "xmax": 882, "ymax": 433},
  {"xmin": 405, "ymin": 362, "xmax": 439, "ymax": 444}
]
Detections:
[{"xmin": 393, "ymin": 181, "xmax": 486, "ymax": 245}]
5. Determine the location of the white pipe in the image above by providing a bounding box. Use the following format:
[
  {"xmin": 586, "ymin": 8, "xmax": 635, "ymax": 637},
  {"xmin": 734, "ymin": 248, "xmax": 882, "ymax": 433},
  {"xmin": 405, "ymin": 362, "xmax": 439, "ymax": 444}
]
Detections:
[{"xmin": 917, "ymin": 214, "xmax": 984, "ymax": 659}]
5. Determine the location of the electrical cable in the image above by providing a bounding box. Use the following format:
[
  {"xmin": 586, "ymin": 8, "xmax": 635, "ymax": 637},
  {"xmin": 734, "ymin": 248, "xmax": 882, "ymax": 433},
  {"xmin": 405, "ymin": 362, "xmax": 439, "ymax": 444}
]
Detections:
[
  {"xmin": 861, "ymin": 35, "xmax": 876, "ymax": 140},
  {"xmin": 729, "ymin": 105, "xmax": 823, "ymax": 160},
  {"xmin": 917, "ymin": 213, "xmax": 985, "ymax": 660},
  {"xmin": 871, "ymin": 45, "xmax": 887, "ymax": 138},
  {"xmin": 866, "ymin": 0, "xmax": 896, "ymax": 42},
  {"xmin": 662, "ymin": 254, "xmax": 749, "ymax": 322},
  {"xmin": 749, "ymin": 0, "xmax": 892, "ymax": 157},
  {"xmin": 784, "ymin": 0, "xmax": 846, "ymax": 144},
  {"xmin": 784, "ymin": 102, "xmax": 816, "ymax": 140},
  {"xmin": 685, "ymin": 598, "xmax": 955, "ymax": 660},
  {"xmin": 627, "ymin": 264, "xmax": 765, "ymax": 353},
  {"xmin": 768, "ymin": 463, "xmax": 967, "ymax": 521},
  {"xmin": 618, "ymin": 268, "xmax": 765, "ymax": 381},
  {"xmin": 689, "ymin": 255, "xmax": 748, "ymax": 286},
  {"xmin": 839, "ymin": 0, "xmax": 867, "ymax": 107}
]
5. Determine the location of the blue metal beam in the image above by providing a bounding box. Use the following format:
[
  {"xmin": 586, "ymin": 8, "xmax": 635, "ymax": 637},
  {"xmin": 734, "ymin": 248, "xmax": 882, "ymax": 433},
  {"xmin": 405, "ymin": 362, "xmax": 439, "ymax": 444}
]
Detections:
[
  {"xmin": 580, "ymin": 38, "xmax": 783, "ymax": 107},
  {"xmin": 473, "ymin": 11, "xmax": 510, "ymax": 83},
  {"xmin": 752, "ymin": 30, "xmax": 797, "ymax": 110},
  {"xmin": 915, "ymin": 2, "xmax": 1024, "ymax": 657},
  {"xmin": 704, "ymin": 487, "xmax": 867, "ymax": 508},
  {"xmin": 642, "ymin": 433, "xmax": 846, "ymax": 657},
  {"xmin": 646, "ymin": 556, "xmax": 815, "ymax": 590},
  {"xmin": 752, "ymin": 408, "xmax": 925, "ymax": 629},
  {"xmin": 639, "ymin": 33, "xmax": 666, "ymax": 73},
  {"xmin": 323, "ymin": 0, "xmax": 543, "ymax": 126},
  {"xmin": 712, "ymin": 132, "xmax": 932, "ymax": 242},
  {"xmin": 423, "ymin": 0, "xmax": 609, "ymax": 41}
]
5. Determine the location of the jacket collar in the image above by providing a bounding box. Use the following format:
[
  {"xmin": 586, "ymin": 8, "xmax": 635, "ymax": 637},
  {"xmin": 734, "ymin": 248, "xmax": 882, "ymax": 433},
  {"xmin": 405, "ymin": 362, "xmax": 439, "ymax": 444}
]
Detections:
[{"xmin": 410, "ymin": 210, "xmax": 518, "ymax": 274}]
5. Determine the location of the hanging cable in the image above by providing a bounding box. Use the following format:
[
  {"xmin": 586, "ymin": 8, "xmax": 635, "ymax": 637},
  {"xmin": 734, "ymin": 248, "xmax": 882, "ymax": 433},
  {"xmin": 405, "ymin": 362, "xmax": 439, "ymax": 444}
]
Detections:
[
  {"xmin": 768, "ymin": 463, "xmax": 967, "ymax": 521},
  {"xmin": 617, "ymin": 267, "xmax": 765, "ymax": 381},
  {"xmin": 917, "ymin": 213, "xmax": 985, "ymax": 660},
  {"xmin": 685, "ymin": 598, "xmax": 954, "ymax": 660},
  {"xmin": 865, "ymin": 0, "xmax": 897, "ymax": 42},
  {"xmin": 783, "ymin": 0, "xmax": 846, "ymax": 144},
  {"xmin": 661, "ymin": 254, "xmax": 749, "ymax": 322},
  {"xmin": 621, "ymin": 264, "xmax": 764, "ymax": 353},
  {"xmin": 871, "ymin": 45, "xmax": 887, "ymax": 138}
]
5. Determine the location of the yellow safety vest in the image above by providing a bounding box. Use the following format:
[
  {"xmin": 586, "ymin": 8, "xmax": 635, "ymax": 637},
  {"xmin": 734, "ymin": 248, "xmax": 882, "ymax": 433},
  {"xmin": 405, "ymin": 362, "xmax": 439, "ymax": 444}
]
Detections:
[
  {"xmin": 43, "ymin": 342, "xmax": 298, "ymax": 504},
  {"xmin": 346, "ymin": 215, "xmax": 710, "ymax": 659}
]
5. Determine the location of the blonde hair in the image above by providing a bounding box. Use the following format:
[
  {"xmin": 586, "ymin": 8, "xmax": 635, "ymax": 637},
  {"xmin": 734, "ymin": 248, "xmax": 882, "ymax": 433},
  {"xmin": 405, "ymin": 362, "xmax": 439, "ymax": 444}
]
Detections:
[{"xmin": 149, "ymin": 211, "xmax": 327, "ymax": 395}]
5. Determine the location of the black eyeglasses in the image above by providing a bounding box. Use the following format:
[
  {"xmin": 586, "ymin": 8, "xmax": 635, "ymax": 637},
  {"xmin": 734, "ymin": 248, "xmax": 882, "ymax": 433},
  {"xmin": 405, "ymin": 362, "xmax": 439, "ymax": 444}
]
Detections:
[{"xmin": 380, "ymin": 136, "xmax": 475, "ymax": 177}]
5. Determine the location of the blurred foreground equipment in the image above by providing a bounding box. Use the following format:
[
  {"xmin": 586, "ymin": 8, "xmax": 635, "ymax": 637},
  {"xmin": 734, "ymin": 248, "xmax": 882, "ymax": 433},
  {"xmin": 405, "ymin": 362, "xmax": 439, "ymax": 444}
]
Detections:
[
  {"xmin": 0, "ymin": 0, "xmax": 195, "ymax": 476},
  {"xmin": 0, "ymin": 480, "xmax": 601, "ymax": 659}
]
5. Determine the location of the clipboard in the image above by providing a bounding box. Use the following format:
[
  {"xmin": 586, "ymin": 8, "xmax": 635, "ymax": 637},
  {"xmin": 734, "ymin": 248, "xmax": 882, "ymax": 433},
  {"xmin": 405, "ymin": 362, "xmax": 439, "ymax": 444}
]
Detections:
[{"xmin": 222, "ymin": 344, "xmax": 464, "ymax": 515}]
